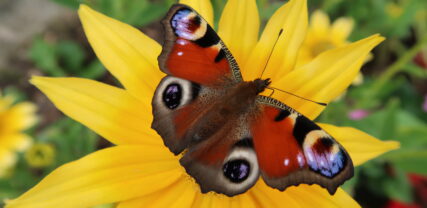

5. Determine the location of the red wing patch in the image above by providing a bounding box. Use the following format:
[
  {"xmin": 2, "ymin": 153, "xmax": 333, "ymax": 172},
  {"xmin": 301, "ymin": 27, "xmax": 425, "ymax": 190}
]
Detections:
[
  {"xmin": 251, "ymin": 97, "xmax": 354, "ymax": 194},
  {"xmin": 159, "ymin": 4, "xmax": 242, "ymax": 85},
  {"xmin": 167, "ymin": 38, "xmax": 231, "ymax": 84},
  {"xmin": 251, "ymin": 106, "xmax": 306, "ymax": 177}
]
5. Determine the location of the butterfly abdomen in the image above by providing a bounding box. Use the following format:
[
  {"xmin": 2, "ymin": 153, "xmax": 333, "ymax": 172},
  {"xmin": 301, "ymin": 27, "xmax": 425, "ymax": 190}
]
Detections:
[{"xmin": 187, "ymin": 81, "xmax": 262, "ymax": 143}]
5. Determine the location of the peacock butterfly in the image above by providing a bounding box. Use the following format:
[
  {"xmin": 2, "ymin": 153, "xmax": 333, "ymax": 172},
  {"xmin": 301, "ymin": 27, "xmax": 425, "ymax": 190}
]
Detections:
[{"xmin": 151, "ymin": 4, "xmax": 353, "ymax": 196}]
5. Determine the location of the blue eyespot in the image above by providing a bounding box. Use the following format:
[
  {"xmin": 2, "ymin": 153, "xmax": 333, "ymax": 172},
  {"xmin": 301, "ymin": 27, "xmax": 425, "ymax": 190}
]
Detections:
[{"xmin": 223, "ymin": 159, "xmax": 251, "ymax": 183}]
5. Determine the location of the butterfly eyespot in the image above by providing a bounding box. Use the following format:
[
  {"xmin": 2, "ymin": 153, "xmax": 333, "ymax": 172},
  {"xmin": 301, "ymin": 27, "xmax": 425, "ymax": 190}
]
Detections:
[
  {"xmin": 162, "ymin": 83, "xmax": 182, "ymax": 109},
  {"xmin": 154, "ymin": 76, "xmax": 199, "ymax": 113},
  {"xmin": 223, "ymin": 159, "xmax": 251, "ymax": 183}
]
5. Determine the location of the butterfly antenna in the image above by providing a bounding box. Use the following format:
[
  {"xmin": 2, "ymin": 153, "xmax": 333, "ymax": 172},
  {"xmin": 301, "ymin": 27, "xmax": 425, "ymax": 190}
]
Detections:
[
  {"xmin": 260, "ymin": 29, "xmax": 283, "ymax": 79},
  {"xmin": 269, "ymin": 87, "xmax": 327, "ymax": 106}
]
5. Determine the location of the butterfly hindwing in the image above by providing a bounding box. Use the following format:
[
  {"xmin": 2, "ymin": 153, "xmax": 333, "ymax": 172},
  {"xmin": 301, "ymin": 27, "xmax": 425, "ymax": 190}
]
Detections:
[
  {"xmin": 152, "ymin": 76, "xmax": 224, "ymax": 154},
  {"xmin": 159, "ymin": 4, "xmax": 242, "ymax": 85},
  {"xmin": 152, "ymin": 76, "xmax": 260, "ymax": 196},
  {"xmin": 251, "ymin": 96, "xmax": 353, "ymax": 194},
  {"xmin": 180, "ymin": 121, "xmax": 260, "ymax": 196}
]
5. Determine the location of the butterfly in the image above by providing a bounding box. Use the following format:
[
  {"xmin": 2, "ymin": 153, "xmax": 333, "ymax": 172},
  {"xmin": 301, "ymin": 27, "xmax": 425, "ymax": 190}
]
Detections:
[{"xmin": 151, "ymin": 4, "xmax": 354, "ymax": 196}]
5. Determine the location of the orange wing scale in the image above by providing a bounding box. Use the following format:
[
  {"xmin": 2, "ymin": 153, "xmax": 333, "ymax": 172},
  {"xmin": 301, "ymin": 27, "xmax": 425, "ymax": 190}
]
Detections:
[
  {"xmin": 167, "ymin": 38, "xmax": 231, "ymax": 85},
  {"xmin": 251, "ymin": 106, "xmax": 307, "ymax": 177}
]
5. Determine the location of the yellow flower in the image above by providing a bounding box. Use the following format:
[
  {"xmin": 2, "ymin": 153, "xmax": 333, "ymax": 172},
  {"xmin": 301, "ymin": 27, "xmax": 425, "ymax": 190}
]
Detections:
[
  {"xmin": 386, "ymin": 3, "xmax": 403, "ymax": 18},
  {"xmin": 296, "ymin": 10, "xmax": 365, "ymax": 85},
  {"xmin": 7, "ymin": 0, "xmax": 399, "ymax": 207},
  {"xmin": 24, "ymin": 143, "xmax": 55, "ymax": 168},
  {"xmin": 0, "ymin": 92, "xmax": 37, "ymax": 177}
]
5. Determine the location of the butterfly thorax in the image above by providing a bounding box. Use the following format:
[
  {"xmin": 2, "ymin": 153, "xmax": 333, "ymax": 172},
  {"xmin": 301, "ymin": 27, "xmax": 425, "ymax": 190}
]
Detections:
[
  {"xmin": 252, "ymin": 78, "xmax": 271, "ymax": 94},
  {"xmin": 186, "ymin": 78, "xmax": 271, "ymax": 143}
]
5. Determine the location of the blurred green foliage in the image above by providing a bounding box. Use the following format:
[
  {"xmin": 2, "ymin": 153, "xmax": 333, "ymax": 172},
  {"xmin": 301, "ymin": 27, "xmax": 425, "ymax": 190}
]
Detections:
[
  {"xmin": 30, "ymin": 38, "xmax": 105, "ymax": 79},
  {"xmin": 52, "ymin": 0, "xmax": 174, "ymax": 26}
]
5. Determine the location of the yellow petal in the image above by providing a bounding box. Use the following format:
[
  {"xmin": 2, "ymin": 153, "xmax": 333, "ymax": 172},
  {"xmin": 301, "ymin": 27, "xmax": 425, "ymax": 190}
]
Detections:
[
  {"xmin": 218, "ymin": 0, "xmax": 259, "ymax": 66},
  {"xmin": 0, "ymin": 133, "xmax": 32, "ymax": 152},
  {"xmin": 117, "ymin": 175, "xmax": 197, "ymax": 208},
  {"xmin": 78, "ymin": 5, "xmax": 164, "ymax": 100},
  {"xmin": 331, "ymin": 17, "xmax": 354, "ymax": 41},
  {"xmin": 319, "ymin": 123, "xmax": 400, "ymax": 166},
  {"xmin": 1, "ymin": 102, "xmax": 37, "ymax": 133},
  {"xmin": 286, "ymin": 185, "xmax": 360, "ymax": 208},
  {"xmin": 191, "ymin": 193, "xmax": 210, "ymax": 207},
  {"xmin": 0, "ymin": 149, "xmax": 17, "ymax": 171},
  {"xmin": 251, "ymin": 180, "xmax": 359, "ymax": 208},
  {"xmin": 31, "ymin": 76, "xmax": 161, "ymax": 145},
  {"xmin": 209, "ymin": 194, "xmax": 233, "ymax": 207},
  {"xmin": 235, "ymin": 193, "xmax": 257, "ymax": 208},
  {"xmin": 243, "ymin": 0, "xmax": 308, "ymax": 82},
  {"xmin": 310, "ymin": 10, "xmax": 331, "ymax": 37},
  {"xmin": 0, "ymin": 94, "xmax": 13, "ymax": 111},
  {"xmin": 272, "ymin": 34, "xmax": 384, "ymax": 119},
  {"xmin": 6, "ymin": 145, "xmax": 182, "ymax": 208},
  {"xmin": 249, "ymin": 180, "xmax": 301, "ymax": 208},
  {"xmin": 179, "ymin": 0, "xmax": 214, "ymax": 26}
]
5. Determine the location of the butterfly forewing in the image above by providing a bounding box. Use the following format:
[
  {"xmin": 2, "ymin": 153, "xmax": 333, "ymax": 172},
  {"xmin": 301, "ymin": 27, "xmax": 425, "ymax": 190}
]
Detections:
[
  {"xmin": 153, "ymin": 4, "xmax": 244, "ymax": 155},
  {"xmin": 158, "ymin": 4, "xmax": 242, "ymax": 85}
]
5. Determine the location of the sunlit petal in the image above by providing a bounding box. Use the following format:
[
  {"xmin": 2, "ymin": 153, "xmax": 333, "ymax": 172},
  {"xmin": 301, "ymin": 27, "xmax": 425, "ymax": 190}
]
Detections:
[
  {"xmin": 0, "ymin": 133, "xmax": 32, "ymax": 152},
  {"xmin": 331, "ymin": 17, "xmax": 354, "ymax": 41},
  {"xmin": 252, "ymin": 180, "xmax": 359, "ymax": 208},
  {"xmin": 218, "ymin": 0, "xmax": 259, "ymax": 66},
  {"xmin": 78, "ymin": 5, "xmax": 164, "ymax": 100},
  {"xmin": 271, "ymin": 34, "xmax": 384, "ymax": 119},
  {"xmin": 250, "ymin": 180, "xmax": 301, "ymax": 208},
  {"xmin": 286, "ymin": 185, "xmax": 360, "ymax": 208},
  {"xmin": 1, "ymin": 102, "xmax": 37, "ymax": 133},
  {"xmin": 244, "ymin": 0, "xmax": 308, "ymax": 81},
  {"xmin": 31, "ymin": 76, "xmax": 161, "ymax": 145},
  {"xmin": 117, "ymin": 176, "xmax": 197, "ymax": 208},
  {"xmin": 310, "ymin": 10, "xmax": 330, "ymax": 37},
  {"xmin": 6, "ymin": 145, "xmax": 181, "ymax": 208}
]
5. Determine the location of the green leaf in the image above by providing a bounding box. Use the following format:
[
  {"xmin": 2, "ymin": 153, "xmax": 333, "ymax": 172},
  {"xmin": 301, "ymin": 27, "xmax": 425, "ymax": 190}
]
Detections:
[
  {"xmin": 51, "ymin": 0, "xmax": 83, "ymax": 9},
  {"xmin": 402, "ymin": 63, "xmax": 427, "ymax": 78},
  {"xmin": 379, "ymin": 99, "xmax": 399, "ymax": 140},
  {"xmin": 29, "ymin": 38, "xmax": 66, "ymax": 77},
  {"xmin": 56, "ymin": 40, "xmax": 86, "ymax": 73},
  {"xmin": 78, "ymin": 60, "xmax": 105, "ymax": 79},
  {"xmin": 2, "ymin": 87, "xmax": 27, "ymax": 103},
  {"xmin": 130, "ymin": 3, "xmax": 170, "ymax": 26},
  {"xmin": 382, "ymin": 168, "xmax": 413, "ymax": 203}
]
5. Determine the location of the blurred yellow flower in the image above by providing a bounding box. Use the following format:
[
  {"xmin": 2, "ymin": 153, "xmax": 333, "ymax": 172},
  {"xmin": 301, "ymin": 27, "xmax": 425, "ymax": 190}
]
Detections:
[
  {"xmin": 0, "ymin": 92, "xmax": 37, "ymax": 177},
  {"xmin": 24, "ymin": 143, "xmax": 55, "ymax": 168},
  {"xmin": 296, "ymin": 10, "xmax": 364, "ymax": 85},
  {"xmin": 7, "ymin": 0, "xmax": 399, "ymax": 207},
  {"xmin": 386, "ymin": 3, "xmax": 403, "ymax": 18}
]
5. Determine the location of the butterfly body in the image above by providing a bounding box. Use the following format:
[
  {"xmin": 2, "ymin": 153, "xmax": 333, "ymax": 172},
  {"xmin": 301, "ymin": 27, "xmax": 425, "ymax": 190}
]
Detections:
[{"xmin": 152, "ymin": 4, "xmax": 353, "ymax": 196}]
